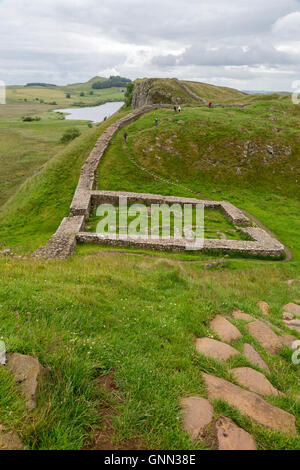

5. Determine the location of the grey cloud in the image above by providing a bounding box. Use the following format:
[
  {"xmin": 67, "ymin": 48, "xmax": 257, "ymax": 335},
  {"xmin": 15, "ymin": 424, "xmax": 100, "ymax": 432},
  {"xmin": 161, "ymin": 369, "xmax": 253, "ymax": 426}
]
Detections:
[{"xmin": 0, "ymin": 0, "xmax": 300, "ymax": 89}]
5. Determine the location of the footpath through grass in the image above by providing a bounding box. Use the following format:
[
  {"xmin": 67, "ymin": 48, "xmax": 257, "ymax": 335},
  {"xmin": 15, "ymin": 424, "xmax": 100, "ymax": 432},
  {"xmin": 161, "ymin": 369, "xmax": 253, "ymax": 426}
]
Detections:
[{"xmin": 1, "ymin": 251, "xmax": 300, "ymax": 450}]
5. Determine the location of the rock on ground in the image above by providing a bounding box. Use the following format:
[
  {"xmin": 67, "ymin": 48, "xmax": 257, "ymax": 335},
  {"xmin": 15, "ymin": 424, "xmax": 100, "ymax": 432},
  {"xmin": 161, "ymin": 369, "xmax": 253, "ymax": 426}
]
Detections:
[
  {"xmin": 247, "ymin": 321, "xmax": 282, "ymax": 354},
  {"xmin": 257, "ymin": 301, "xmax": 269, "ymax": 316},
  {"xmin": 7, "ymin": 353, "xmax": 45, "ymax": 411},
  {"xmin": 284, "ymin": 303, "xmax": 300, "ymax": 317},
  {"xmin": 283, "ymin": 319, "xmax": 300, "ymax": 333},
  {"xmin": 283, "ymin": 312, "xmax": 295, "ymax": 321},
  {"xmin": 243, "ymin": 344, "xmax": 270, "ymax": 373},
  {"xmin": 280, "ymin": 334, "xmax": 298, "ymax": 348},
  {"xmin": 180, "ymin": 397, "xmax": 214, "ymax": 440},
  {"xmin": 232, "ymin": 309, "xmax": 254, "ymax": 322},
  {"xmin": 232, "ymin": 367, "xmax": 282, "ymax": 396},
  {"xmin": 210, "ymin": 316, "xmax": 242, "ymax": 343},
  {"xmin": 195, "ymin": 338, "xmax": 239, "ymax": 362},
  {"xmin": 215, "ymin": 417, "xmax": 257, "ymax": 451},
  {"xmin": 202, "ymin": 373, "xmax": 296, "ymax": 435},
  {"xmin": 0, "ymin": 425, "xmax": 24, "ymax": 450}
]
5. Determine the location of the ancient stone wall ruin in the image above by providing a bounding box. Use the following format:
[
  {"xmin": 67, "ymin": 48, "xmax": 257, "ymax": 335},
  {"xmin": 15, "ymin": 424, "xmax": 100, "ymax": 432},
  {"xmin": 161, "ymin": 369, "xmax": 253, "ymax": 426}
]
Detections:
[{"xmin": 34, "ymin": 103, "xmax": 285, "ymax": 260}]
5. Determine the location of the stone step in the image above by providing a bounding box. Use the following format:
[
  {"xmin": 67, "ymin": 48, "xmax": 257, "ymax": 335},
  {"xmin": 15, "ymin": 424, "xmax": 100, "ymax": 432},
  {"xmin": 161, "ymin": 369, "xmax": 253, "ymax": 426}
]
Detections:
[
  {"xmin": 202, "ymin": 373, "xmax": 297, "ymax": 435},
  {"xmin": 233, "ymin": 309, "xmax": 254, "ymax": 322},
  {"xmin": 231, "ymin": 367, "xmax": 282, "ymax": 396},
  {"xmin": 210, "ymin": 315, "xmax": 242, "ymax": 343},
  {"xmin": 247, "ymin": 321, "xmax": 282, "ymax": 354},
  {"xmin": 180, "ymin": 397, "xmax": 214, "ymax": 440},
  {"xmin": 195, "ymin": 338, "xmax": 239, "ymax": 362},
  {"xmin": 216, "ymin": 417, "xmax": 257, "ymax": 450},
  {"xmin": 243, "ymin": 344, "xmax": 270, "ymax": 373}
]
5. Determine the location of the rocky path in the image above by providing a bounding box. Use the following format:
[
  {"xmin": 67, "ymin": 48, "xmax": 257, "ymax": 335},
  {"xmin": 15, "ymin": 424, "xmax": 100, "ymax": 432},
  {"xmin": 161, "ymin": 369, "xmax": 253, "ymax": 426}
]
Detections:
[{"xmin": 180, "ymin": 300, "xmax": 300, "ymax": 450}]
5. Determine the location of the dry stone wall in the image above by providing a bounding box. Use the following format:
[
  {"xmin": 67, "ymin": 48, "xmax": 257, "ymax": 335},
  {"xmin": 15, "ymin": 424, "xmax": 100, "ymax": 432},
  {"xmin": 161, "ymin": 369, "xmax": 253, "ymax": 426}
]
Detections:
[{"xmin": 34, "ymin": 103, "xmax": 285, "ymax": 260}]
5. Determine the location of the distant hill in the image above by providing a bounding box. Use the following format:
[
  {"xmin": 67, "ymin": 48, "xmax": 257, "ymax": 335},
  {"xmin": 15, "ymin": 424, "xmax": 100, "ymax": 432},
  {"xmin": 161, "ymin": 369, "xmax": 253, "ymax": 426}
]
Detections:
[{"xmin": 25, "ymin": 82, "xmax": 57, "ymax": 88}]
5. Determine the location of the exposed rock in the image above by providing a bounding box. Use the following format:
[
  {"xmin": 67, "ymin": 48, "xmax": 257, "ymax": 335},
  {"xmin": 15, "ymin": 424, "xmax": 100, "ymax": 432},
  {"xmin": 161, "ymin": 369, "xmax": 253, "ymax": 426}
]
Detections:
[
  {"xmin": 0, "ymin": 425, "xmax": 24, "ymax": 450},
  {"xmin": 232, "ymin": 367, "xmax": 282, "ymax": 396},
  {"xmin": 7, "ymin": 353, "xmax": 45, "ymax": 411},
  {"xmin": 247, "ymin": 321, "xmax": 282, "ymax": 354},
  {"xmin": 280, "ymin": 334, "xmax": 298, "ymax": 348},
  {"xmin": 283, "ymin": 312, "xmax": 295, "ymax": 321},
  {"xmin": 243, "ymin": 344, "xmax": 270, "ymax": 373},
  {"xmin": 257, "ymin": 301, "xmax": 269, "ymax": 316},
  {"xmin": 195, "ymin": 338, "xmax": 239, "ymax": 362},
  {"xmin": 283, "ymin": 319, "xmax": 300, "ymax": 333},
  {"xmin": 285, "ymin": 280, "xmax": 295, "ymax": 285},
  {"xmin": 210, "ymin": 316, "xmax": 242, "ymax": 343},
  {"xmin": 233, "ymin": 309, "xmax": 253, "ymax": 322},
  {"xmin": 180, "ymin": 397, "xmax": 214, "ymax": 440},
  {"xmin": 202, "ymin": 373, "xmax": 297, "ymax": 435},
  {"xmin": 215, "ymin": 417, "xmax": 257, "ymax": 451},
  {"xmin": 284, "ymin": 303, "xmax": 300, "ymax": 317}
]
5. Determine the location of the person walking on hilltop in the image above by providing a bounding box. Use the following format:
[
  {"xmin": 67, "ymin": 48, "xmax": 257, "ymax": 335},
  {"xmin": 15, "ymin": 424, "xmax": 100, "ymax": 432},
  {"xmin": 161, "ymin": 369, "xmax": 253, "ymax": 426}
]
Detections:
[
  {"xmin": 174, "ymin": 105, "xmax": 177, "ymax": 113},
  {"xmin": 123, "ymin": 132, "xmax": 128, "ymax": 143},
  {"xmin": 155, "ymin": 118, "xmax": 158, "ymax": 127}
]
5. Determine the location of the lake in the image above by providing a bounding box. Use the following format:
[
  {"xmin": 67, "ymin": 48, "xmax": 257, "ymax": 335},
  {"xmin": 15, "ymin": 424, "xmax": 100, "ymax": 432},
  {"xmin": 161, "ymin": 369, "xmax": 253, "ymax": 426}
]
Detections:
[{"xmin": 55, "ymin": 101, "xmax": 124, "ymax": 122}]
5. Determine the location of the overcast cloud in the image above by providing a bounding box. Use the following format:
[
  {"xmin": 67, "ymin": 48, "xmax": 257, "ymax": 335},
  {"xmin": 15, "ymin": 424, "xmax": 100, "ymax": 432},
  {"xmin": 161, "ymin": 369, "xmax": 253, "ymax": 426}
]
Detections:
[{"xmin": 0, "ymin": 0, "xmax": 300, "ymax": 90}]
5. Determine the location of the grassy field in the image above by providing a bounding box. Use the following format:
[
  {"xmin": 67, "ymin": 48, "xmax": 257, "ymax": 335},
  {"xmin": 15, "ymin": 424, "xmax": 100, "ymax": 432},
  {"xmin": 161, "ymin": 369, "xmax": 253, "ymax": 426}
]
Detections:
[
  {"xmin": 0, "ymin": 82, "xmax": 300, "ymax": 450},
  {"xmin": 86, "ymin": 205, "xmax": 250, "ymax": 241},
  {"xmin": 6, "ymin": 76, "xmax": 125, "ymax": 108}
]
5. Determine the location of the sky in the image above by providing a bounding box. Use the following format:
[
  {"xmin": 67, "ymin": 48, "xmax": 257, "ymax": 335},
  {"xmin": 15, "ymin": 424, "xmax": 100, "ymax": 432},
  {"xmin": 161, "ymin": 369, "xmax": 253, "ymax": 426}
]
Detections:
[{"xmin": 0, "ymin": 0, "xmax": 300, "ymax": 90}]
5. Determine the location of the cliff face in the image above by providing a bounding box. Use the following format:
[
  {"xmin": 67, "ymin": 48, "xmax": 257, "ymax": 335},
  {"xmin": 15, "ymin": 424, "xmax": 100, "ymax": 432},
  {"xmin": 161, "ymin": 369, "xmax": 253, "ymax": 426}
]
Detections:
[{"xmin": 131, "ymin": 78, "xmax": 186, "ymax": 109}]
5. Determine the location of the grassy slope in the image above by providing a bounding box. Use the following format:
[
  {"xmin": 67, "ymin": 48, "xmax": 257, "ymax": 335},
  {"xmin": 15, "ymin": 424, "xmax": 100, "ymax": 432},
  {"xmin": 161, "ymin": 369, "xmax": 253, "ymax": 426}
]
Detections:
[
  {"xmin": 0, "ymin": 108, "xmax": 95, "ymax": 208},
  {"xmin": 0, "ymin": 252, "xmax": 300, "ymax": 450},
  {"xmin": 0, "ymin": 82, "xmax": 300, "ymax": 450},
  {"xmin": 0, "ymin": 108, "xmax": 130, "ymax": 252},
  {"xmin": 182, "ymin": 80, "xmax": 247, "ymax": 103}
]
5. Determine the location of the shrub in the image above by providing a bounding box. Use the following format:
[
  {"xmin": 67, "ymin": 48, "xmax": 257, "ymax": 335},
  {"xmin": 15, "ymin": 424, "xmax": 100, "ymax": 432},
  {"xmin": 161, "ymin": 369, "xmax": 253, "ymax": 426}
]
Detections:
[
  {"xmin": 80, "ymin": 92, "xmax": 85, "ymax": 97},
  {"xmin": 22, "ymin": 116, "xmax": 41, "ymax": 122},
  {"xmin": 66, "ymin": 93, "xmax": 71, "ymax": 99},
  {"xmin": 60, "ymin": 127, "xmax": 81, "ymax": 144}
]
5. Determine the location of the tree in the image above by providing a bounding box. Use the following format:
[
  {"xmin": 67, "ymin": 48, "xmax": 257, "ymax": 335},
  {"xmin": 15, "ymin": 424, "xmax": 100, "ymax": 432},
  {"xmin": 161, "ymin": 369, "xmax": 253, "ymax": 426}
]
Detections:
[{"xmin": 125, "ymin": 82, "xmax": 134, "ymax": 107}]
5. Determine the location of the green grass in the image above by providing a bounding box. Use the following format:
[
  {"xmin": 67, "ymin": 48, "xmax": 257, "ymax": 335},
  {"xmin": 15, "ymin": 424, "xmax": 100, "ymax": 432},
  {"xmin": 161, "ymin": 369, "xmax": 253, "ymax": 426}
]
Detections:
[
  {"xmin": 0, "ymin": 251, "xmax": 300, "ymax": 449},
  {"xmin": 0, "ymin": 107, "xmax": 130, "ymax": 252},
  {"xmin": 6, "ymin": 76, "xmax": 124, "ymax": 108},
  {"xmin": 97, "ymin": 102, "xmax": 300, "ymax": 259},
  {"xmin": 86, "ymin": 205, "xmax": 249, "ymax": 241},
  {"xmin": 0, "ymin": 85, "xmax": 300, "ymax": 450},
  {"xmin": 0, "ymin": 108, "xmax": 97, "ymax": 208}
]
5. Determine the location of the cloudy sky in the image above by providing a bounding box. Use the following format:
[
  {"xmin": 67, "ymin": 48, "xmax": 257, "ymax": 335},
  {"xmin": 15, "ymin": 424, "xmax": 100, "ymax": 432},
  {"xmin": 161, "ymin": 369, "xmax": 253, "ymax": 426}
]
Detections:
[{"xmin": 1, "ymin": 0, "xmax": 300, "ymax": 90}]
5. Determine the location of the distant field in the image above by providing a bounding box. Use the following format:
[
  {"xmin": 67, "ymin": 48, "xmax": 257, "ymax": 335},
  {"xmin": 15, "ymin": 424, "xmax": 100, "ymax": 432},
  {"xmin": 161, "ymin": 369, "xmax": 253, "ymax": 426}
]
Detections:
[
  {"xmin": 0, "ymin": 105, "xmax": 97, "ymax": 208},
  {"xmin": 6, "ymin": 85, "xmax": 124, "ymax": 108}
]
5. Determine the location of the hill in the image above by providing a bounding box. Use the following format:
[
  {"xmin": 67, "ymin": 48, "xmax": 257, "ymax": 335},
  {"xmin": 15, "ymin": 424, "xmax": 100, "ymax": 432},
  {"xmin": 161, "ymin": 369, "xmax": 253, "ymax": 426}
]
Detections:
[
  {"xmin": 0, "ymin": 78, "xmax": 300, "ymax": 451},
  {"xmin": 131, "ymin": 77, "xmax": 249, "ymax": 108}
]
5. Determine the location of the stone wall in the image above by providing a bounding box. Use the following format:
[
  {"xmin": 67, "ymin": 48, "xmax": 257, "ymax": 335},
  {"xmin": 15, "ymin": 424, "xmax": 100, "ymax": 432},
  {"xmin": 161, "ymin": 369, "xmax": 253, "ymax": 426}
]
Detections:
[{"xmin": 34, "ymin": 101, "xmax": 285, "ymax": 260}]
